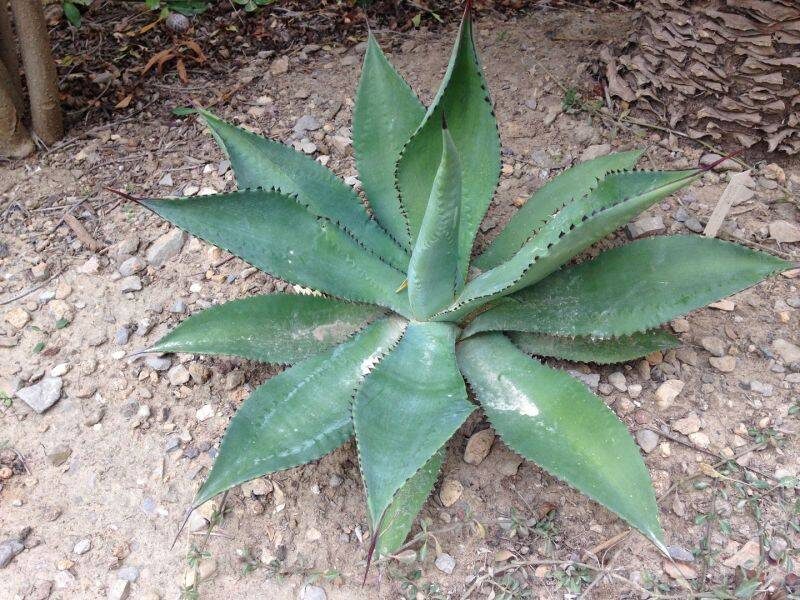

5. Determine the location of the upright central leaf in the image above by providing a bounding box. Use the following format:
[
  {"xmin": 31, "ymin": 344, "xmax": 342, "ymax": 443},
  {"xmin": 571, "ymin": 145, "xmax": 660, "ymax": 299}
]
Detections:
[
  {"xmin": 408, "ymin": 123, "xmax": 462, "ymax": 319},
  {"xmin": 353, "ymin": 322, "xmax": 474, "ymax": 530},
  {"xmin": 396, "ymin": 10, "xmax": 501, "ymax": 281}
]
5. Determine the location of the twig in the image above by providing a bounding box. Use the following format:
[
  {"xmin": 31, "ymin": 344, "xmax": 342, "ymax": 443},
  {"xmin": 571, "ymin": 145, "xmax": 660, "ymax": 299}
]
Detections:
[
  {"xmin": 9, "ymin": 447, "xmax": 30, "ymax": 475},
  {"xmin": 646, "ymin": 426, "xmax": 776, "ymax": 482},
  {"xmin": 376, "ymin": 522, "xmax": 464, "ymax": 563},
  {"xmin": 0, "ymin": 267, "xmax": 62, "ymax": 306},
  {"xmin": 578, "ymin": 547, "xmax": 624, "ymax": 599},
  {"xmin": 585, "ymin": 530, "xmax": 629, "ymax": 557}
]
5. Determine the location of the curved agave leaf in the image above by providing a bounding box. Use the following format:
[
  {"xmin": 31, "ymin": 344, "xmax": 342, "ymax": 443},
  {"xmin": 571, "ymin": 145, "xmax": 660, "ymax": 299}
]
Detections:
[
  {"xmin": 408, "ymin": 124, "xmax": 462, "ymax": 318},
  {"xmin": 376, "ymin": 448, "xmax": 445, "ymax": 557},
  {"xmin": 475, "ymin": 150, "xmax": 643, "ymax": 271},
  {"xmin": 437, "ymin": 169, "xmax": 698, "ymax": 322},
  {"xmin": 354, "ymin": 322, "xmax": 474, "ymax": 534},
  {"xmin": 457, "ymin": 333, "xmax": 666, "ymax": 552},
  {"xmin": 194, "ymin": 316, "xmax": 407, "ymax": 507},
  {"xmin": 139, "ymin": 189, "xmax": 412, "ymax": 317},
  {"xmin": 199, "ymin": 110, "xmax": 409, "ymax": 271},
  {"xmin": 395, "ymin": 8, "xmax": 501, "ymax": 281},
  {"xmin": 353, "ymin": 35, "xmax": 426, "ymax": 249},
  {"xmin": 509, "ymin": 330, "xmax": 680, "ymax": 364},
  {"xmin": 148, "ymin": 294, "xmax": 385, "ymax": 364},
  {"xmin": 464, "ymin": 235, "xmax": 789, "ymax": 339}
]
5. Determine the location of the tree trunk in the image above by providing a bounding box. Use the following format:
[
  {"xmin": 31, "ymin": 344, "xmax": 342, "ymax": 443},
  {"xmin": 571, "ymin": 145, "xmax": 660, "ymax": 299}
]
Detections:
[
  {"xmin": 604, "ymin": 0, "xmax": 800, "ymax": 154},
  {"xmin": 0, "ymin": 0, "xmax": 23, "ymax": 113},
  {"xmin": 0, "ymin": 58, "xmax": 33, "ymax": 157},
  {"xmin": 10, "ymin": 0, "xmax": 62, "ymax": 145}
]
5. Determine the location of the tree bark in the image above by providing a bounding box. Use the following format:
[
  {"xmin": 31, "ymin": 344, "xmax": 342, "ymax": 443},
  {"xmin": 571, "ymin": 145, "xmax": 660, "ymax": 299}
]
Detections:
[
  {"xmin": 0, "ymin": 58, "xmax": 33, "ymax": 157},
  {"xmin": 10, "ymin": 0, "xmax": 62, "ymax": 145},
  {"xmin": 604, "ymin": 0, "xmax": 800, "ymax": 154},
  {"xmin": 0, "ymin": 0, "xmax": 23, "ymax": 113}
]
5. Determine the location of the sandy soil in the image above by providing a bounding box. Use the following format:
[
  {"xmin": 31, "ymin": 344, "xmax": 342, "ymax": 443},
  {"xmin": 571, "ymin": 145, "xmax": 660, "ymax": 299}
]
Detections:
[{"xmin": 1, "ymin": 7, "xmax": 799, "ymax": 600}]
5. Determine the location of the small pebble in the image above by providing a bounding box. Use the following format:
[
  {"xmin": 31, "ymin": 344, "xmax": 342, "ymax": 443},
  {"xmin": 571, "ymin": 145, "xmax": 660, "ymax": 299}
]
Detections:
[
  {"xmin": 117, "ymin": 566, "xmax": 139, "ymax": 582},
  {"xmin": 168, "ymin": 365, "xmax": 191, "ymax": 387},
  {"xmin": 144, "ymin": 356, "xmax": 171, "ymax": 371},
  {"xmin": 608, "ymin": 371, "xmax": 627, "ymax": 392},
  {"xmin": 439, "ymin": 479, "xmax": 463, "ymax": 507},
  {"xmin": 655, "ymin": 379, "xmax": 684, "ymax": 409},
  {"xmin": 196, "ymin": 404, "xmax": 214, "ymax": 422},
  {"xmin": 700, "ymin": 336, "xmax": 726, "ymax": 357},
  {"xmin": 636, "ymin": 429, "xmax": 659, "ymax": 453},
  {"xmin": 118, "ymin": 276, "xmax": 143, "ymax": 293},
  {"xmin": 114, "ymin": 327, "xmax": 130, "ymax": 346},
  {"xmin": 463, "ymin": 429, "xmax": 495, "ymax": 465},
  {"xmin": 107, "ymin": 578, "xmax": 129, "ymax": 600},
  {"xmin": 434, "ymin": 552, "xmax": 456, "ymax": 575},
  {"xmin": 73, "ymin": 538, "xmax": 91, "ymax": 555},
  {"xmin": 709, "ymin": 355, "xmax": 736, "ymax": 372},
  {"xmin": 299, "ymin": 585, "xmax": 327, "ymax": 600}
]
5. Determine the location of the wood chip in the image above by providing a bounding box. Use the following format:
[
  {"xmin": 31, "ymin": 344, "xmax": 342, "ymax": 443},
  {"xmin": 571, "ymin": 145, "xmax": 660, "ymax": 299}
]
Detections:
[
  {"xmin": 63, "ymin": 213, "xmax": 102, "ymax": 251},
  {"xmin": 703, "ymin": 171, "xmax": 754, "ymax": 238}
]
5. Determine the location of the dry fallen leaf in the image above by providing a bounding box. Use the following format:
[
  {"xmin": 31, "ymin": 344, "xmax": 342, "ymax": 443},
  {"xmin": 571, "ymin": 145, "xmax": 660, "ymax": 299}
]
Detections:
[
  {"xmin": 663, "ymin": 560, "xmax": 698, "ymax": 580},
  {"xmin": 115, "ymin": 94, "xmax": 132, "ymax": 109}
]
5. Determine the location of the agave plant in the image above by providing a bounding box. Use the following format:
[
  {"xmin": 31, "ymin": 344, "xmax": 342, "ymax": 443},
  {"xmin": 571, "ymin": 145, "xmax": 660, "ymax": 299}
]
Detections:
[{"xmin": 131, "ymin": 7, "xmax": 787, "ymax": 558}]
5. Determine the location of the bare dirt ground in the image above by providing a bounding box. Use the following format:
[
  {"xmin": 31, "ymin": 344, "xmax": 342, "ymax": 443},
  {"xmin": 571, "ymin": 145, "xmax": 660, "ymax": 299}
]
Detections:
[{"xmin": 2, "ymin": 7, "xmax": 799, "ymax": 600}]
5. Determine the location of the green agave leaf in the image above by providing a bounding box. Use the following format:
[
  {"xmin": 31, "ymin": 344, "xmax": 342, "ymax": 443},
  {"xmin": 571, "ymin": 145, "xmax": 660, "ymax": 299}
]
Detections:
[
  {"xmin": 509, "ymin": 330, "xmax": 680, "ymax": 364},
  {"xmin": 148, "ymin": 294, "xmax": 385, "ymax": 364},
  {"xmin": 139, "ymin": 189, "xmax": 412, "ymax": 317},
  {"xmin": 408, "ymin": 124, "xmax": 462, "ymax": 318},
  {"xmin": 354, "ymin": 322, "xmax": 474, "ymax": 532},
  {"xmin": 464, "ymin": 235, "xmax": 789, "ymax": 339},
  {"xmin": 475, "ymin": 150, "xmax": 643, "ymax": 271},
  {"xmin": 353, "ymin": 35, "xmax": 426, "ymax": 249},
  {"xmin": 437, "ymin": 169, "xmax": 698, "ymax": 322},
  {"xmin": 194, "ymin": 316, "xmax": 407, "ymax": 507},
  {"xmin": 395, "ymin": 9, "xmax": 501, "ymax": 281},
  {"xmin": 199, "ymin": 109, "xmax": 409, "ymax": 271},
  {"xmin": 376, "ymin": 448, "xmax": 445, "ymax": 557},
  {"xmin": 457, "ymin": 333, "xmax": 666, "ymax": 552}
]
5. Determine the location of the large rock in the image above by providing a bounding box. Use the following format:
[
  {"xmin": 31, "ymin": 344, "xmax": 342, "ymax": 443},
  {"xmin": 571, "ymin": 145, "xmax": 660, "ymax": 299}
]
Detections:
[
  {"xmin": 16, "ymin": 377, "xmax": 63, "ymax": 413},
  {"xmin": 146, "ymin": 229, "xmax": 186, "ymax": 267}
]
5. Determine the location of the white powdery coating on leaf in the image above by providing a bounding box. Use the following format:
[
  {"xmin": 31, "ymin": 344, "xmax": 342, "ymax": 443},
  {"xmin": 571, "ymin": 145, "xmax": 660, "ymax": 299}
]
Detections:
[{"xmin": 491, "ymin": 375, "xmax": 540, "ymax": 417}]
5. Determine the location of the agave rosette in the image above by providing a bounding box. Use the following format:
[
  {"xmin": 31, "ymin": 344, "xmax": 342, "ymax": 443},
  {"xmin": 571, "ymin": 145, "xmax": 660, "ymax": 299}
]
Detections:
[{"xmin": 135, "ymin": 7, "xmax": 787, "ymax": 556}]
